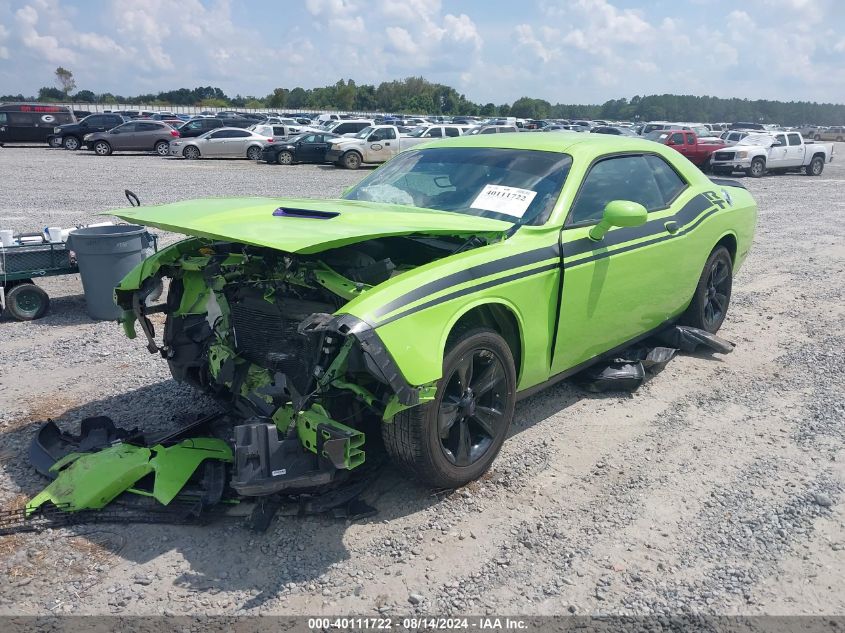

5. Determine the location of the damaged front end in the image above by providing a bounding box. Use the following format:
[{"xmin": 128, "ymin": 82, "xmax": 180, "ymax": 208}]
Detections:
[{"xmin": 113, "ymin": 237, "xmax": 438, "ymax": 497}]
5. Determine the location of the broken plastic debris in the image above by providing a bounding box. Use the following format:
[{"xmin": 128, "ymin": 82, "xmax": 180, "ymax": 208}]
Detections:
[{"xmin": 574, "ymin": 325, "xmax": 733, "ymax": 393}]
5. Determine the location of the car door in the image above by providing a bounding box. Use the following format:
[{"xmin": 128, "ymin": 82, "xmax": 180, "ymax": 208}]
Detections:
[
  {"xmin": 109, "ymin": 122, "xmax": 136, "ymax": 150},
  {"xmin": 201, "ymin": 129, "xmax": 231, "ymax": 156},
  {"xmin": 134, "ymin": 122, "xmax": 161, "ymax": 150},
  {"xmin": 785, "ymin": 133, "xmax": 804, "ymax": 166},
  {"xmin": 366, "ymin": 127, "xmax": 398, "ymax": 161},
  {"xmin": 226, "ymin": 129, "xmax": 253, "ymax": 157},
  {"xmin": 296, "ymin": 134, "xmax": 320, "ymax": 161},
  {"xmin": 767, "ymin": 133, "xmax": 789, "ymax": 167},
  {"xmin": 552, "ymin": 153, "xmax": 698, "ymax": 374}
]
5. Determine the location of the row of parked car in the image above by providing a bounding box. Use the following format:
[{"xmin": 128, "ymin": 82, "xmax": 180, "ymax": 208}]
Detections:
[{"xmin": 0, "ymin": 103, "xmax": 837, "ymax": 177}]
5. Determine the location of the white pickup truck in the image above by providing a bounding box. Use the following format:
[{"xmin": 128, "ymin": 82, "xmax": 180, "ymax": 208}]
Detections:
[
  {"xmin": 325, "ymin": 124, "xmax": 469, "ymax": 169},
  {"xmin": 710, "ymin": 131, "xmax": 834, "ymax": 177}
]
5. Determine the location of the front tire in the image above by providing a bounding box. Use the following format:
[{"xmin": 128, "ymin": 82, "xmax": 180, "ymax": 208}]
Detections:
[
  {"xmin": 63, "ymin": 136, "xmax": 80, "ymax": 151},
  {"xmin": 183, "ymin": 146, "xmax": 200, "ymax": 160},
  {"xmin": 746, "ymin": 157, "xmax": 765, "ymax": 178},
  {"xmin": 93, "ymin": 140, "xmax": 112, "ymax": 156},
  {"xmin": 154, "ymin": 140, "xmax": 169, "ymax": 156},
  {"xmin": 276, "ymin": 150, "xmax": 293, "ymax": 165},
  {"xmin": 342, "ymin": 151, "xmax": 362, "ymax": 169},
  {"xmin": 805, "ymin": 156, "xmax": 824, "ymax": 176},
  {"xmin": 680, "ymin": 246, "xmax": 733, "ymax": 334},
  {"xmin": 382, "ymin": 328, "xmax": 516, "ymax": 488}
]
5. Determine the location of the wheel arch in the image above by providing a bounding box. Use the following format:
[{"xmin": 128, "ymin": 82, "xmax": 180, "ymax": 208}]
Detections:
[
  {"xmin": 442, "ymin": 299, "xmax": 525, "ymax": 384},
  {"xmin": 714, "ymin": 231, "xmax": 738, "ymax": 263}
]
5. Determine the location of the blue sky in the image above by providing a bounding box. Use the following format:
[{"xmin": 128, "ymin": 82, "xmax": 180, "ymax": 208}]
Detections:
[{"xmin": 1, "ymin": 0, "xmax": 844, "ymax": 104}]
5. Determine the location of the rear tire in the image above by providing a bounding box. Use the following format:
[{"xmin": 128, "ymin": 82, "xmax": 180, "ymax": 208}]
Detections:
[
  {"xmin": 5, "ymin": 283, "xmax": 50, "ymax": 320},
  {"xmin": 679, "ymin": 246, "xmax": 733, "ymax": 334},
  {"xmin": 62, "ymin": 136, "xmax": 80, "ymax": 151},
  {"xmin": 246, "ymin": 145, "xmax": 262, "ymax": 161},
  {"xmin": 382, "ymin": 328, "xmax": 516, "ymax": 488},
  {"xmin": 154, "ymin": 140, "xmax": 169, "ymax": 156},
  {"xmin": 805, "ymin": 156, "xmax": 824, "ymax": 176},
  {"xmin": 48, "ymin": 137, "xmax": 62, "ymax": 148}
]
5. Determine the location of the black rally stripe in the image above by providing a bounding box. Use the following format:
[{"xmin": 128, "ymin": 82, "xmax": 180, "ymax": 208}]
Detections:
[
  {"xmin": 563, "ymin": 193, "xmax": 713, "ymax": 259},
  {"xmin": 371, "ymin": 193, "xmax": 721, "ymax": 325},
  {"xmin": 564, "ymin": 203, "xmax": 723, "ymax": 269},
  {"xmin": 371, "ymin": 243, "xmax": 560, "ymax": 319},
  {"xmin": 376, "ymin": 262, "xmax": 559, "ymax": 326}
]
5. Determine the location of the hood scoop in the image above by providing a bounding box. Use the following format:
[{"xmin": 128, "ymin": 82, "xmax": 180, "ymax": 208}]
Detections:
[{"xmin": 273, "ymin": 207, "xmax": 339, "ymax": 220}]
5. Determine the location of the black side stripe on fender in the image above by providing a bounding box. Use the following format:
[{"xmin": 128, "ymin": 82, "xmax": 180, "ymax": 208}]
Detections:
[
  {"xmin": 375, "ymin": 262, "xmax": 559, "ymax": 327},
  {"xmin": 371, "ymin": 243, "xmax": 561, "ymax": 320}
]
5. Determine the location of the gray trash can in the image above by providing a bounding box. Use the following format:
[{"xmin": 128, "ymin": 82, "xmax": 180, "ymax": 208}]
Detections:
[{"xmin": 67, "ymin": 224, "xmax": 152, "ymax": 320}]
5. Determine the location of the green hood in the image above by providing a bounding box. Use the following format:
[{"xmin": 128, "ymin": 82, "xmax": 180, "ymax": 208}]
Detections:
[{"xmin": 112, "ymin": 197, "xmax": 510, "ymax": 254}]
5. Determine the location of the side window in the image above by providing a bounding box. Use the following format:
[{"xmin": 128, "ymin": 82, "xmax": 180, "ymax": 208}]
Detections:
[
  {"xmin": 137, "ymin": 122, "xmax": 159, "ymax": 131},
  {"xmin": 685, "ymin": 133, "xmax": 695, "ymax": 145},
  {"xmin": 480, "ymin": 127, "xmax": 496, "ymax": 134},
  {"xmin": 334, "ymin": 124, "xmax": 351, "ymax": 134},
  {"xmin": 116, "ymin": 122, "xmax": 137, "ymax": 133},
  {"xmin": 569, "ymin": 155, "xmax": 666, "ymax": 225},
  {"xmin": 187, "ymin": 121, "xmax": 202, "ymax": 130},
  {"xmin": 86, "ymin": 116, "xmax": 105, "ymax": 126},
  {"xmin": 424, "ymin": 128, "xmax": 443, "ymax": 138},
  {"xmin": 445, "ymin": 127, "xmax": 460, "ymax": 137},
  {"xmin": 0, "ymin": 113, "xmax": 6, "ymax": 123},
  {"xmin": 787, "ymin": 133, "xmax": 802, "ymax": 146},
  {"xmin": 775, "ymin": 134, "xmax": 786, "ymax": 146},
  {"xmin": 209, "ymin": 130, "xmax": 230, "ymax": 139},
  {"xmin": 370, "ymin": 128, "xmax": 396, "ymax": 141},
  {"xmin": 231, "ymin": 130, "xmax": 251, "ymax": 138},
  {"xmin": 644, "ymin": 155, "xmax": 687, "ymax": 206},
  {"xmin": 273, "ymin": 127, "xmax": 286, "ymax": 136},
  {"xmin": 670, "ymin": 132, "xmax": 684, "ymax": 145}
]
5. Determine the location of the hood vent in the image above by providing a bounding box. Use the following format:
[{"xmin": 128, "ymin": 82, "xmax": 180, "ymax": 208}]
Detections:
[{"xmin": 273, "ymin": 207, "xmax": 339, "ymax": 219}]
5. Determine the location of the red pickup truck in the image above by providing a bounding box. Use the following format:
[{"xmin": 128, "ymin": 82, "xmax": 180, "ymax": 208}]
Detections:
[{"xmin": 649, "ymin": 129, "xmax": 727, "ymax": 169}]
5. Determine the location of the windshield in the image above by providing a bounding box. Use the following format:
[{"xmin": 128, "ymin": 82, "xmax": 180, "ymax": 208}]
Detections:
[
  {"xmin": 353, "ymin": 126, "xmax": 374, "ymax": 139},
  {"xmin": 407, "ymin": 126, "xmax": 429, "ymax": 138},
  {"xmin": 343, "ymin": 147, "xmax": 572, "ymax": 225}
]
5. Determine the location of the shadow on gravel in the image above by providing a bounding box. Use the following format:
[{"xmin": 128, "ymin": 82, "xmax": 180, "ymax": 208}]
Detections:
[
  {"xmin": 0, "ymin": 340, "xmax": 731, "ymax": 608},
  {"xmin": 0, "ymin": 380, "xmax": 439, "ymax": 609},
  {"xmin": 0, "ymin": 293, "xmax": 93, "ymax": 327}
]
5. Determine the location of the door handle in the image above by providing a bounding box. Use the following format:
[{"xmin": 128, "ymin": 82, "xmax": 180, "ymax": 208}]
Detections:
[
  {"xmin": 664, "ymin": 221, "xmax": 679, "ymax": 234},
  {"xmin": 385, "ymin": 142, "xmax": 390, "ymax": 146}
]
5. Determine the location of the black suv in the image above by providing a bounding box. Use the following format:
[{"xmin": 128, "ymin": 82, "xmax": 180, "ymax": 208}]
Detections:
[
  {"xmin": 47, "ymin": 113, "xmax": 127, "ymax": 150},
  {"xmin": 176, "ymin": 116, "xmax": 255, "ymax": 137}
]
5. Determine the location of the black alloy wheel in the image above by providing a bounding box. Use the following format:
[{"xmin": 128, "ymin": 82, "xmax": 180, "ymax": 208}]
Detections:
[{"xmin": 438, "ymin": 347, "xmax": 509, "ymax": 467}]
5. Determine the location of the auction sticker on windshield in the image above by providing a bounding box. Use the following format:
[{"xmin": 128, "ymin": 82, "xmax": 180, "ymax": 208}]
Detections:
[{"xmin": 470, "ymin": 184, "xmax": 537, "ymax": 218}]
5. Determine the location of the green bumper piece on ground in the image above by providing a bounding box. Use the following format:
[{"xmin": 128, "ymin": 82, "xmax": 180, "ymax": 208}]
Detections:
[
  {"xmin": 26, "ymin": 438, "xmax": 233, "ymax": 515},
  {"xmin": 273, "ymin": 404, "xmax": 365, "ymax": 470}
]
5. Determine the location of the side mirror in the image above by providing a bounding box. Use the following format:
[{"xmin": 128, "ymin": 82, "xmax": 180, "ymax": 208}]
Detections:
[{"xmin": 589, "ymin": 200, "xmax": 648, "ymax": 241}]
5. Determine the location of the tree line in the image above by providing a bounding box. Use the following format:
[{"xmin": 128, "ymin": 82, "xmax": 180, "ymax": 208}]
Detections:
[{"xmin": 3, "ymin": 73, "xmax": 844, "ymax": 125}]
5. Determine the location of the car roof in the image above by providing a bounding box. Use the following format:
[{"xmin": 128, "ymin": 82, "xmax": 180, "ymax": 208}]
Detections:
[{"xmin": 417, "ymin": 131, "xmax": 669, "ymax": 156}]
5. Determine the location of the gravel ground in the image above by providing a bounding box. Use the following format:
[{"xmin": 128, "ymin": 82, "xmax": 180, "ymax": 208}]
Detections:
[{"xmin": 0, "ymin": 145, "xmax": 843, "ymax": 617}]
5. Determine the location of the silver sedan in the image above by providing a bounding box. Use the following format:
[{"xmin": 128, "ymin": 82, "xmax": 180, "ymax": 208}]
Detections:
[{"xmin": 168, "ymin": 127, "xmax": 272, "ymax": 159}]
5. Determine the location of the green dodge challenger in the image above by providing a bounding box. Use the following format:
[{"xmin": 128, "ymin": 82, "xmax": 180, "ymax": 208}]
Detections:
[{"xmin": 113, "ymin": 133, "xmax": 757, "ymax": 492}]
